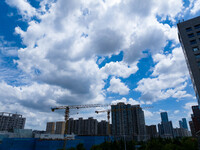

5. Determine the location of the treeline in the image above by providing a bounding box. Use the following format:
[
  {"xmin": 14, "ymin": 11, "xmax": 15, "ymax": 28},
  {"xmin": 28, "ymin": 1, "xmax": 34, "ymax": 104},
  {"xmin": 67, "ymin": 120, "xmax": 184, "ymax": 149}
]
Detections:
[{"xmin": 66, "ymin": 137, "xmax": 198, "ymax": 150}]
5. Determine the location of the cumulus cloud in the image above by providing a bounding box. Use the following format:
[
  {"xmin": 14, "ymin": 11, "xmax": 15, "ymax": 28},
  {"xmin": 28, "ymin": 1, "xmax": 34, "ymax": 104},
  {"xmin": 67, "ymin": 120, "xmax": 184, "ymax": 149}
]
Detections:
[
  {"xmin": 135, "ymin": 47, "xmax": 192, "ymax": 102},
  {"xmin": 100, "ymin": 61, "xmax": 138, "ymax": 78},
  {"xmin": 190, "ymin": 0, "xmax": 200, "ymax": 14},
  {"xmin": 154, "ymin": 0, "xmax": 183, "ymax": 21},
  {"xmin": 111, "ymin": 97, "xmax": 144, "ymax": 106},
  {"xmin": 2, "ymin": 0, "xmax": 193, "ymax": 129},
  {"xmin": 107, "ymin": 77, "xmax": 129, "ymax": 95},
  {"xmin": 5, "ymin": 0, "xmax": 37, "ymax": 19}
]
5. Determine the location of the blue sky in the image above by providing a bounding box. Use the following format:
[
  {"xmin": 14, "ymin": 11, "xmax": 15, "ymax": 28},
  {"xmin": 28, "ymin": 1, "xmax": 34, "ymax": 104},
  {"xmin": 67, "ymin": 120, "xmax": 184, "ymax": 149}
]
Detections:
[{"xmin": 0, "ymin": 0, "xmax": 200, "ymax": 130}]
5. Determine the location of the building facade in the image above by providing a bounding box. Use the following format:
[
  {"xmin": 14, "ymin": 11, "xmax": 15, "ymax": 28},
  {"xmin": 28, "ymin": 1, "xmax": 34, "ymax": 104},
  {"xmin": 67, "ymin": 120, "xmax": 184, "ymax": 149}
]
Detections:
[
  {"xmin": 189, "ymin": 121, "xmax": 196, "ymax": 137},
  {"xmin": 111, "ymin": 102, "xmax": 146, "ymax": 141},
  {"xmin": 173, "ymin": 128, "xmax": 191, "ymax": 138},
  {"xmin": 98, "ymin": 120, "xmax": 109, "ymax": 136},
  {"xmin": 55, "ymin": 121, "xmax": 65, "ymax": 134},
  {"xmin": 146, "ymin": 125, "xmax": 157, "ymax": 139},
  {"xmin": 161, "ymin": 112, "xmax": 169, "ymax": 123},
  {"xmin": 177, "ymin": 16, "xmax": 200, "ymax": 105},
  {"xmin": 68, "ymin": 117, "xmax": 98, "ymax": 135},
  {"xmin": 158, "ymin": 112, "xmax": 174, "ymax": 138},
  {"xmin": 46, "ymin": 122, "xmax": 55, "ymax": 134},
  {"xmin": 0, "ymin": 112, "xmax": 26, "ymax": 132},
  {"xmin": 179, "ymin": 118, "xmax": 188, "ymax": 130},
  {"xmin": 191, "ymin": 105, "xmax": 200, "ymax": 134}
]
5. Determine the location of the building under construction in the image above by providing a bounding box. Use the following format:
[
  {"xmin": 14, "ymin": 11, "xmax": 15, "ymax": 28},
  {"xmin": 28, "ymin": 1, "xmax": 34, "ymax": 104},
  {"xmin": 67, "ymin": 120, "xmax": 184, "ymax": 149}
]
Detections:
[{"xmin": 0, "ymin": 112, "xmax": 26, "ymax": 132}]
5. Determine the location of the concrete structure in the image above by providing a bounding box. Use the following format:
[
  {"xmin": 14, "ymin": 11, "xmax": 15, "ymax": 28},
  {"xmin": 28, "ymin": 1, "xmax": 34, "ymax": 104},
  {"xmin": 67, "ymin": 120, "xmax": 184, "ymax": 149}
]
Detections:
[
  {"xmin": 111, "ymin": 102, "xmax": 146, "ymax": 141},
  {"xmin": 0, "ymin": 112, "xmax": 26, "ymax": 132},
  {"xmin": 98, "ymin": 120, "xmax": 108, "ymax": 136},
  {"xmin": 146, "ymin": 125, "xmax": 157, "ymax": 139},
  {"xmin": 55, "ymin": 121, "xmax": 65, "ymax": 134},
  {"xmin": 68, "ymin": 117, "xmax": 98, "ymax": 135},
  {"xmin": 46, "ymin": 122, "xmax": 55, "ymax": 134},
  {"xmin": 158, "ymin": 112, "xmax": 174, "ymax": 138},
  {"xmin": 173, "ymin": 128, "xmax": 191, "ymax": 137},
  {"xmin": 177, "ymin": 16, "xmax": 200, "ymax": 105},
  {"xmin": 179, "ymin": 118, "xmax": 189, "ymax": 130}
]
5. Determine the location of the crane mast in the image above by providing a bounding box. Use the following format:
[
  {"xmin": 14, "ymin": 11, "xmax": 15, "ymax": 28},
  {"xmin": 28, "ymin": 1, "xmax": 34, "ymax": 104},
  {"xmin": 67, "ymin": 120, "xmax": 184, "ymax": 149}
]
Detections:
[{"xmin": 51, "ymin": 104, "xmax": 110, "ymax": 150}]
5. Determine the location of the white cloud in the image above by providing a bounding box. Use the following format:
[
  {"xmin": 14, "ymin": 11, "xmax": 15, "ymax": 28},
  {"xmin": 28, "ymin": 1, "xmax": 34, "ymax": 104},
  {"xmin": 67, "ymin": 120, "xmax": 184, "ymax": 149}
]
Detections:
[
  {"xmin": 111, "ymin": 97, "xmax": 144, "ymax": 106},
  {"xmin": 144, "ymin": 110, "xmax": 154, "ymax": 118},
  {"xmin": 153, "ymin": 0, "xmax": 183, "ymax": 21},
  {"xmin": 135, "ymin": 47, "xmax": 192, "ymax": 102},
  {"xmin": 190, "ymin": 0, "xmax": 200, "ymax": 14},
  {"xmin": 107, "ymin": 77, "xmax": 129, "ymax": 95},
  {"xmin": 5, "ymin": 0, "xmax": 37, "ymax": 19},
  {"xmin": 174, "ymin": 110, "xmax": 180, "ymax": 114},
  {"xmin": 3, "ymin": 0, "xmax": 191, "ymax": 129},
  {"xmin": 184, "ymin": 102, "xmax": 198, "ymax": 110},
  {"xmin": 100, "ymin": 61, "xmax": 138, "ymax": 78}
]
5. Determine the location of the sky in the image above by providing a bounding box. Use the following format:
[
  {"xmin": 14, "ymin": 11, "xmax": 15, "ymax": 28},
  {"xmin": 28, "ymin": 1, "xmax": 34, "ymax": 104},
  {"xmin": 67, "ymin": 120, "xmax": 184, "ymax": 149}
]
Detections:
[{"xmin": 0, "ymin": 0, "xmax": 200, "ymax": 130}]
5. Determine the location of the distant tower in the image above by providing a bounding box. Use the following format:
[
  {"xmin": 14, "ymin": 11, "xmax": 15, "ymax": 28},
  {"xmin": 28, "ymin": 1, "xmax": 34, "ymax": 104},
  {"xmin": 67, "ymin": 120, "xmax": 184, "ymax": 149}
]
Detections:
[
  {"xmin": 161, "ymin": 112, "xmax": 169, "ymax": 123},
  {"xmin": 182, "ymin": 118, "xmax": 188, "ymax": 130},
  {"xmin": 158, "ymin": 112, "xmax": 174, "ymax": 138},
  {"xmin": 177, "ymin": 16, "xmax": 200, "ymax": 106}
]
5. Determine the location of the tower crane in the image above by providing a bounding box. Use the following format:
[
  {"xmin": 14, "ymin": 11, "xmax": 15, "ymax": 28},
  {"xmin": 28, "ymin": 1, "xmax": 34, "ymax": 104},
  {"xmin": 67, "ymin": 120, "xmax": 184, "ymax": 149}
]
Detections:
[{"xmin": 51, "ymin": 104, "xmax": 110, "ymax": 150}]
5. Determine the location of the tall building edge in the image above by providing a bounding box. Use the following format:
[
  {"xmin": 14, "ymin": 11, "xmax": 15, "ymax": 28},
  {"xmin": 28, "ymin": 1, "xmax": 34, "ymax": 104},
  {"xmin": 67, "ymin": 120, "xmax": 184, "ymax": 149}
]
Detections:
[{"xmin": 177, "ymin": 16, "xmax": 200, "ymax": 106}]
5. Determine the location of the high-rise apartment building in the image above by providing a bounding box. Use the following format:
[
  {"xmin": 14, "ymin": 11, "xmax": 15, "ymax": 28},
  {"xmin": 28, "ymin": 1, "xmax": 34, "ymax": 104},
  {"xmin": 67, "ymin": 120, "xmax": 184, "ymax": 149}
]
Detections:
[
  {"xmin": 111, "ymin": 102, "xmax": 146, "ymax": 141},
  {"xmin": 68, "ymin": 117, "xmax": 98, "ymax": 135},
  {"xmin": 55, "ymin": 121, "xmax": 65, "ymax": 134},
  {"xmin": 146, "ymin": 125, "xmax": 157, "ymax": 139},
  {"xmin": 177, "ymin": 16, "xmax": 200, "ymax": 105},
  {"xmin": 98, "ymin": 120, "xmax": 109, "ymax": 136},
  {"xmin": 158, "ymin": 112, "xmax": 174, "ymax": 138},
  {"xmin": 46, "ymin": 122, "xmax": 55, "ymax": 134},
  {"xmin": 0, "ymin": 112, "xmax": 26, "ymax": 132}
]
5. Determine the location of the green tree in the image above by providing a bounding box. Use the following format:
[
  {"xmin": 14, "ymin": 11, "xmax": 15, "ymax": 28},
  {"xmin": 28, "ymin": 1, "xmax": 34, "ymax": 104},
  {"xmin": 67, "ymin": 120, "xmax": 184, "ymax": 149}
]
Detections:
[{"xmin": 76, "ymin": 143, "xmax": 86, "ymax": 150}]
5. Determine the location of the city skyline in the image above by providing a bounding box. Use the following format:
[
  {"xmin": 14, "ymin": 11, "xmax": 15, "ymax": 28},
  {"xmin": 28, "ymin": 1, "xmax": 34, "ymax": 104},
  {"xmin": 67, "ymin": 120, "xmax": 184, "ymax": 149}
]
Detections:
[{"xmin": 0, "ymin": 0, "xmax": 200, "ymax": 130}]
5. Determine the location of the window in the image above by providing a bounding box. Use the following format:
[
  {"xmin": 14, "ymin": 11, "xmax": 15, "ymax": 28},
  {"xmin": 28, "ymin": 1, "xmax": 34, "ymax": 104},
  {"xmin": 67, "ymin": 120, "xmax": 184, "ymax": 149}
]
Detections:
[
  {"xmin": 197, "ymin": 31, "xmax": 200, "ymax": 36},
  {"xmin": 190, "ymin": 40, "xmax": 197, "ymax": 45},
  {"xmin": 195, "ymin": 54, "xmax": 200, "ymax": 59},
  {"xmin": 186, "ymin": 27, "xmax": 192, "ymax": 32},
  {"xmin": 195, "ymin": 24, "xmax": 200, "ymax": 29},
  {"xmin": 193, "ymin": 47, "xmax": 199, "ymax": 52},
  {"xmin": 188, "ymin": 33, "xmax": 194, "ymax": 38}
]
